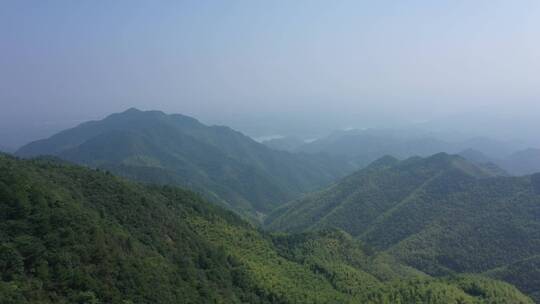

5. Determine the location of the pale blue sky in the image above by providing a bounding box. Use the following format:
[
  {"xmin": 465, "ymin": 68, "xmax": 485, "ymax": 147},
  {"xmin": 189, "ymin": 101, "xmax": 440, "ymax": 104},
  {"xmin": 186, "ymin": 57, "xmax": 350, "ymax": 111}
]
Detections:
[{"xmin": 1, "ymin": 1, "xmax": 540, "ymax": 146}]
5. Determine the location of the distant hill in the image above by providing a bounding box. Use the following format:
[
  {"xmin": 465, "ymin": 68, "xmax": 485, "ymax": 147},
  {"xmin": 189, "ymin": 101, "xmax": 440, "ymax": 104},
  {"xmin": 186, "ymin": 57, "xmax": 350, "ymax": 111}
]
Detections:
[
  {"xmin": 2, "ymin": 155, "xmax": 531, "ymax": 303},
  {"xmin": 266, "ymin": 153, "xmax": 540, "ymax": 301},
  {"xmin": 294, "ymin": 128, "xmax": 521, "ymax": 169},
  {"xmin": 16, "ymin": 108, "xmax": 351, "ymax": 218},
  {"xmin": 499, "ymin": 148, "xmax": 540, "ymax": 176},
  {"xmin": 459, "ymin": 148, "xmax": 540, "ymax": 176},
  {"xmin": 261, "ymin": 136, "xmax": 305, "ymax": 152},
  {"xmin": 458, "ymin": 148, "xmax": 493, "ymax": 164},
  {"xmin": 458, "ymin": 149, "xmax": 509, "ymax": 176},
  {"xmin": 297, "ymin": 129, "xmax": 448, "ymax": 158}
]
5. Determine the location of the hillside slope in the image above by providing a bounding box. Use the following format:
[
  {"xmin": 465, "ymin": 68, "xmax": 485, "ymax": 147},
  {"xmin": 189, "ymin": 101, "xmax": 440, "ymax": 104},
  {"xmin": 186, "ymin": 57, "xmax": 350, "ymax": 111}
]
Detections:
[
  {"xmin": 266, "ymin": 153, "xmax": 504, "ymax": 234},
  {"xmin": 0, "ymin": 154, "xmax": 532, "ymax": 303},
  {"xmin": 16, "ymin": 108, "xmax": 350, "ymax": 218},
  {"xmin": 266, "ymin": 153, "xmax": 540, "ymax": 301}
]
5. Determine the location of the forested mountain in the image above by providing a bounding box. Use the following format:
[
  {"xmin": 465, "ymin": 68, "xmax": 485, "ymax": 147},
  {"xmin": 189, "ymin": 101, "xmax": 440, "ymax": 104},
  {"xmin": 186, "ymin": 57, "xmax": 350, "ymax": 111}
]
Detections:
[
  {"xmin": 16, "ymin": 108, "xmax": 350, "ymax": 218},
  {"xmin": 266, "ymin": 153, "xmax": 540, "ymax": 301},
  {"xmin": 1, "ymin": 154, "xmax": 532, "ymax": 303}
]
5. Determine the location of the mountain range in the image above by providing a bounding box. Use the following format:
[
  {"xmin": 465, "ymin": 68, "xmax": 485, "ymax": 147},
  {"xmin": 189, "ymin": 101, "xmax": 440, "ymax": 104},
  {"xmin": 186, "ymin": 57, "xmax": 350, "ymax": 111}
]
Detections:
[
  {"xmin": 266, "ymin": 153, "xmax": 540, "ymax": 301},
  {"xmin": 16, "ymin": 108, "xmax": 351, "ymax": 219},
  {"xmin": 264, "ymin": 128, "xmax": 540, "ymax": 176},
  {"xmin": 9, "ymin": 108, "xmax": 540, "ymax": 302}
]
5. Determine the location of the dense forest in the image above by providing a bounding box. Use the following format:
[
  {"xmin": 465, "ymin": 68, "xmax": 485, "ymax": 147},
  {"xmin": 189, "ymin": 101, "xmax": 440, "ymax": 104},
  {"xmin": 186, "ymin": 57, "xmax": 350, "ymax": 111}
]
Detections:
[
  {"xmin": 266, "ymin": 153, "xmax": 540, "ymax": 301},
  {"xmin": 0, "ymin": 154, "xmax": 533, "ymax": 303}
]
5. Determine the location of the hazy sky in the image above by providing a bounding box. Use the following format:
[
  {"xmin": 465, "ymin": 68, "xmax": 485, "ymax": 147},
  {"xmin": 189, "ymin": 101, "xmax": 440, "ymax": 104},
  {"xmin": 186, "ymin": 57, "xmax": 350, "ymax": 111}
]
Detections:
[{"xmin": 1, "ymin": 1, "xmax": 540, "ymax": 147}]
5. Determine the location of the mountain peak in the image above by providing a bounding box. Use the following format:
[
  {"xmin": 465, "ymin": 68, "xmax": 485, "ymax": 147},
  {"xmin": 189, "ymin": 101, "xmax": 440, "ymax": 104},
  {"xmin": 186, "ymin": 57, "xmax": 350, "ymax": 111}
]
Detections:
[
  {"xmin": 427, "ymin": 151, "xmax": 455, "ymax": 161},
  {"xmin": 123, "ymin": 107, "xmax": 142, "ymax": 113},
  {"xmin": 115, "ymin": 108, "xmax": 205, "ymax": 127},
  {"xmin": 116, "ymin": 108, "xmax": 166, "ymax": 118}
]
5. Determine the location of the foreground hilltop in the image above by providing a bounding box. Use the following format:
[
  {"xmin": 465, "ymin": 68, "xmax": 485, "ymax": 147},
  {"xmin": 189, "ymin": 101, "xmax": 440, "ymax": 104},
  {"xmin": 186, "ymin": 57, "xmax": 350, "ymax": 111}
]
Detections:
[
  {"xmin": 16, "ymin": 108, "xmax": 350, "ymax": 219},
  {"xmin": 266, "ymin": 153, "xmax": 540, "ymax": 301},
  {"xmin": 0, "ymin": 154, "xmax": 532, "ymax": 303}
]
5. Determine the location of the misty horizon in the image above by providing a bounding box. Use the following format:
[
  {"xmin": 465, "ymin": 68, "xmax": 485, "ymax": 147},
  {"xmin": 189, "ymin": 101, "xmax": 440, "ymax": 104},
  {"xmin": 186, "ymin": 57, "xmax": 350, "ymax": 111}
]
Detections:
[
  {"xmin": 2, "ymin": 1, "xmax": 540, "ymax": 147},
  {"xmin": 2, "ymin": 106, "xmax": 539, "ymax": 151}
]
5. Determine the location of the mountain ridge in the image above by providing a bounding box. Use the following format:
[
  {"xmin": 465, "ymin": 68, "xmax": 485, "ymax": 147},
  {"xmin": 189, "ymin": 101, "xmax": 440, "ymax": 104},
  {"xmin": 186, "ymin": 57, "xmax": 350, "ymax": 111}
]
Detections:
[{"xmin": 16, "ymin": 108, "xmax": 351, "ymax": 219}]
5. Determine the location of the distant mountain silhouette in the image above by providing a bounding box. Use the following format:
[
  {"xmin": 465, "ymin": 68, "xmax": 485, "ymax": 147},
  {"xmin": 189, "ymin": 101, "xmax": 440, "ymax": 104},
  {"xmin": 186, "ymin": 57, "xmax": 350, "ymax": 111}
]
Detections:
[
  {"xmin": 292, "ymin": 128, "xmax": 522, "ymax": 169},
  {"xmin": 499, "ymin": 148, "xmax": 540, "ymax": 175},
  {"xmin": 459, "ymin": 148, "xmax": 540, "ymax": 176}
]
